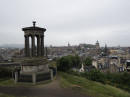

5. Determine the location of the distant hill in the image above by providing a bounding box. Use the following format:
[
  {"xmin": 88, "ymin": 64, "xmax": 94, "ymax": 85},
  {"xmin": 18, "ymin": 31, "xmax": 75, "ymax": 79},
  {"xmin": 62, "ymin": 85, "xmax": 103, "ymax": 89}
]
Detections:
[{"xmin": 0, "ymin": 44, "xmax": 24, "ymax": 48}]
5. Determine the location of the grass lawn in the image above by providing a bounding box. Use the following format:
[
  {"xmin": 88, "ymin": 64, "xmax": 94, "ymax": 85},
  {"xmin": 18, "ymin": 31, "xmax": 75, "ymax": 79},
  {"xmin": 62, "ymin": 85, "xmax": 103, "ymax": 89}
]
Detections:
[
  {"xmin": 0, "ymin": 93, "xmax": 16, "ymax": 97},
  {"xmin": 0, "ymin": 78, "xmax": 15, "ymax": 86},
  {"xmin": 0, "ymin": 78, "xmax": 52, "ymax": 87},
  {"xmin": 0, "ymin": 93, "xmax": 28, "ymax": 97},
  {"xmin": 59, "ymin": 72, "xmax": 130, "ymax": 97}
]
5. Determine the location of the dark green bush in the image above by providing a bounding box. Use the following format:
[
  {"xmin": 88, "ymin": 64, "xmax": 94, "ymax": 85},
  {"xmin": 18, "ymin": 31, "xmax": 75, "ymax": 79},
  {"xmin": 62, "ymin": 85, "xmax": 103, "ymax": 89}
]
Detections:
[
  {"xmin": 67, "ymin": 70, "xmax": 130, "ymax": 92},
  {"xmin": 81, "ymin": 70, "xmax": 106, "ymax": 84},
  {"xmin": 83, "ymin": 56, "xmax": 92, "ymax": 66},
  {"xmin": 0, "ymin": 67, "xmax": 12, "ymax": 78},
  {"xmin": 57, "ymin": 55, "xmax": 81, "ymax": 72}
]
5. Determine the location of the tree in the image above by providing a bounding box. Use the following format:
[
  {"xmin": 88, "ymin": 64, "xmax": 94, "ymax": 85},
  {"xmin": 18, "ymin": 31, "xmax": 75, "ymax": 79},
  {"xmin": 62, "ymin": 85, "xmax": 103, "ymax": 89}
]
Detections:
[
  {"xmin": 84, "ymin": 57, "xmax": 92, "ymax": 66},
  {"xmin": 71, "ymin": 55, "xmax": 81, "ymax": 68},
  {"xmin": 57, "ymin": 55, "xmax": 81, "ymax": 71}
]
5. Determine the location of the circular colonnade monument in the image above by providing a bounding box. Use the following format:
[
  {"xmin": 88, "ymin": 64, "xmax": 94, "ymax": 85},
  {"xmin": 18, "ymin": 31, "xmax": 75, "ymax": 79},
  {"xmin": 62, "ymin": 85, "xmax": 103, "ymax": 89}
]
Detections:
[{"xmin": 15, "ymin": 22, "xmax": 52, "ymax": 84}]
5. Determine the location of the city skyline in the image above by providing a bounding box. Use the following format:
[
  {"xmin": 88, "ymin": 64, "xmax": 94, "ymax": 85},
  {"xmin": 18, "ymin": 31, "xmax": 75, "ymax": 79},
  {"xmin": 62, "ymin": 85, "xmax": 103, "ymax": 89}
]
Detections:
[{"xmin": 0, "ymin": 0, "xmax": 130, "ymax": 47}]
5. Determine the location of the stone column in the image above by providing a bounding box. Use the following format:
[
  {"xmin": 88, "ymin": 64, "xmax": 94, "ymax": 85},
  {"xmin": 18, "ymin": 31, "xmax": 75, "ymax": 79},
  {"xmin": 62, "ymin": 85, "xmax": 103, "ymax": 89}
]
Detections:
[
  {"xmin": 31, "ymin": 35, "xmax": 35, "ymax": 57},
  {"xmin": 41, "ymin": 35, "xmax": 44, "ymax": 56},
  {"xmin": 37, "ymin": 35, "xmax": 41, "ymax": 56},
  {"xmin": 32, "ymin": 73, "xmax": 36, "ymax": 85},
  {"xmin": 50, "ymin": 69, "xmax": 53, "ymax": 81},
  {"xmin": 24, "ymin": 35, "xmax": 27, "ymax": 57},
  {"xmin": 45, "ymin": 47, "xmax": 48, "ymax": 57},
  {"xmin": 27, "ymin": 36, "xmax": 30, "ymax": 57},
  {"xmin": 14, "ymin": 72, "xmax": 18, "ymax": 84}
]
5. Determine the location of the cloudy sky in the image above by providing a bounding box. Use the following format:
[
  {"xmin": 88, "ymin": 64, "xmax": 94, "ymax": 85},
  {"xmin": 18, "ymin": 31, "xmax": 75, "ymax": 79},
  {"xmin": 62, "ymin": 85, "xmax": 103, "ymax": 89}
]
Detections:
[{"xmin": 0, "ymin": 0, "xmax": 130, "ymax": 47}]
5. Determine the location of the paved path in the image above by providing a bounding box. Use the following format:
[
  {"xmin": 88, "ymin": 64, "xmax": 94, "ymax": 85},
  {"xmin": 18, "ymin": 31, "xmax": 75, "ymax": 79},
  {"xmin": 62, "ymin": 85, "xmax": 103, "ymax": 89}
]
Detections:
[{"xmin": 0, "ymin": 77, "xmax": 90, "ymax": 97}]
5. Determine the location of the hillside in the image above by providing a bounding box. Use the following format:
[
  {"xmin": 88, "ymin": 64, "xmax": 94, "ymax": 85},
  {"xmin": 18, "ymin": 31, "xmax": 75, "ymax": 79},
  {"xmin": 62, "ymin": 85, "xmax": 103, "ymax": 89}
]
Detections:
[{"xmin": 59, "ymin": 72, "xmax": 130, "ymax": 97}]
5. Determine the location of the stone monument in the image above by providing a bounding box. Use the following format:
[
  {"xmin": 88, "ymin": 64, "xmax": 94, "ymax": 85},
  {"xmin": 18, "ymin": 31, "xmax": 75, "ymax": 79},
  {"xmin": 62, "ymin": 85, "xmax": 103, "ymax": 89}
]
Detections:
[
  {"xmin": 23, "ymin": 21, "xmax": 45, "ymax": 57},
  {"xmin": 15, "ymin": 22, "xmax": 52, "ymax": 84}
]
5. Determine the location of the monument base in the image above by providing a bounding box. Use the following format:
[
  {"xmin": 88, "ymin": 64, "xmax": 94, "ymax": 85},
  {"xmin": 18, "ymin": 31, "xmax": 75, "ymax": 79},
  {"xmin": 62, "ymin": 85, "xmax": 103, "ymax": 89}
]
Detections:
[{"xmin": 14, "ymin": 57, "xmax": 53, "ymax": 84}]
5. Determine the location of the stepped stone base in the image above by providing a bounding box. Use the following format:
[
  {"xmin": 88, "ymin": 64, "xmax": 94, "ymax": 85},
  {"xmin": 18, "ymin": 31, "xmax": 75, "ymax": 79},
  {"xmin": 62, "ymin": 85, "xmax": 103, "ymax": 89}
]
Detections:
[{"xmin": 14, "ymin": 57, "xmax": 53, "ymax": 84}]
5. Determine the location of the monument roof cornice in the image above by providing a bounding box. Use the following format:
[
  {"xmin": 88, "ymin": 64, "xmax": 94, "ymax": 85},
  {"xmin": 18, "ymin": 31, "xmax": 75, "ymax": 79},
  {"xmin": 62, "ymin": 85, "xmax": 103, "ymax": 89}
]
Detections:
[
  {"xmin": 22, "ymin": 21, "xmax": 46, "ymax": 31},
  {"xmin": 22, "ymin": 26, "xmax": 46, "ymax": 31}
]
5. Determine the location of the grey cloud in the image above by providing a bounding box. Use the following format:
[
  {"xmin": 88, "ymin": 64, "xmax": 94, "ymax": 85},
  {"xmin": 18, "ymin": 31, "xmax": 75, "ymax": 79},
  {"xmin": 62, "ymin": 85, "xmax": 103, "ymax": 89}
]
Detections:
[{"xmin": 0, "ymin": 0, "xmax": 130, "ymax": 46}]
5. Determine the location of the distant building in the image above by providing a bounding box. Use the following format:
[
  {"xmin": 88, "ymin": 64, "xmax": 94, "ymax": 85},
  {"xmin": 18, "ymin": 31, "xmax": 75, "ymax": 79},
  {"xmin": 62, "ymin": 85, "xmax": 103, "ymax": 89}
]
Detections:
[
  {"xmin": 92, "ymin": 56, "xmax": 125, "ymax": 72},
  {"xmin": 68, "ymin": 42, "xmax": 70, "ymax": 47},
  {"xmin": 95, "ymin": 40, "xmax": 100, "ymax": 49}
]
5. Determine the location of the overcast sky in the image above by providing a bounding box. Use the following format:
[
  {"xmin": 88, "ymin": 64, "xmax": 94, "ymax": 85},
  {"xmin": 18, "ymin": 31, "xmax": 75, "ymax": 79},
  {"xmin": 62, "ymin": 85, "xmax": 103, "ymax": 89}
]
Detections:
[{"xmin": 0, "ymin": 0, "xmax": 130, "ymax": 47}]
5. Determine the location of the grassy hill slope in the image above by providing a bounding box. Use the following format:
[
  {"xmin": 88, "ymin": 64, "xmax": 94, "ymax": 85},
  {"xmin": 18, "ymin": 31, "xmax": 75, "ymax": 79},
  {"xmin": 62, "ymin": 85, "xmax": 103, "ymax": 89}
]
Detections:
[{"xmin": 59, "ymin": 72, "xmax": 130, "ymax": 97}]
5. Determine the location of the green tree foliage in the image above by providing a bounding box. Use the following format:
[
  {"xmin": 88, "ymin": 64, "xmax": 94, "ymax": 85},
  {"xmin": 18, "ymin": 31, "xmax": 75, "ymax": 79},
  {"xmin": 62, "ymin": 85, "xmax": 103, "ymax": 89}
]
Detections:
[
  {"xmin": 81, "ymin": 69, "xmax": 105, "ymax": 84},
  {"xmin": 71, "ymin": 55, "xmax": 81, "ymax": 68},
  {"xmin": 57, "ymin": 55, "xmax": 81, "ymax": 71},
  {"xmin": 105, "ymin": 72, "xmax": 130, "ymax": 91},
  {"xmin": 78, "ymin": 70, "xmax": 130, "ymax": 92},
  {"xmin": 84, "ymin": 57, "xmax": 92, "ymax": 66}
]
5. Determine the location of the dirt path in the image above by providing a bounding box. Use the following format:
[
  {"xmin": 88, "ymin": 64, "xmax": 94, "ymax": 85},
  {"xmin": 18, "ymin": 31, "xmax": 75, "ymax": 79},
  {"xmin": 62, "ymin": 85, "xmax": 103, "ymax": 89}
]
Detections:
[{"xmin": 0, "ymin": 77, "xmax": 90, "ymax": 97}]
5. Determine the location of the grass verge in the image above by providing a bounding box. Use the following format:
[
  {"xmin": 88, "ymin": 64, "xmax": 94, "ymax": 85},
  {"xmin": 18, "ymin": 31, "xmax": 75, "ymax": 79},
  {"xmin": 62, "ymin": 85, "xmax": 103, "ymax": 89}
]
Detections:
[
  {"xmin": 0, "ymin": 78, "xmax": 14, "ymax": 86},
  {"xmin": 0, "ymin": 93, "xmax": 27, "ymax": 97},
  {"xmin": 59, "ymin": 72, "xmax": 130, "ymax": 97},
  {"xmin": 0, "ymin": 78, "xmax": 52, "ymax": 87},
  {"xmin": 0, "ymin": 93, "xmax": 15, "ymax": 97}
]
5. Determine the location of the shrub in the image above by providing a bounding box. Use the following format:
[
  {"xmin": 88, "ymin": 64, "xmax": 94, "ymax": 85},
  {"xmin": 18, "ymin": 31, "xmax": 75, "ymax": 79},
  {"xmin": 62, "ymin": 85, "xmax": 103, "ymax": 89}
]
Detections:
[
  {"xmin": 0, "ymin": 67, "xmax": 12, "ymax": 78},
  {"xmin": 84, "ymin": 57, "xmax": 92, "ymax": 66},
  {"xmin": 82, "ymin": 70, "xmax": 106, "ymax": 84},
  {"xmin": 57, "ymin": 55, "xmax": 81, "ymax": 72}
]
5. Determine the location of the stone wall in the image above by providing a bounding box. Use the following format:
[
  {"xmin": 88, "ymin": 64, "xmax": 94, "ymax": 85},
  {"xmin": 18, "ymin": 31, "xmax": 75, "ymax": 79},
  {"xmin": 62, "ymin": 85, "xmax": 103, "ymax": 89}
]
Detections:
[{"xmin": 21, "ymin": 64, "xmax": 49, "ymax": 73}]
